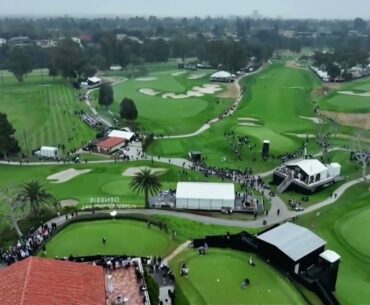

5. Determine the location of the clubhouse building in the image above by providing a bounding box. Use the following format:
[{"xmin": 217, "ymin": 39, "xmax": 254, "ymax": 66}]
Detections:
[
  {"xmin": 273, "ymin": 159, "xmax": 341, "ymax": 194},
  {"xmin": 210, "ymin": 71, "xmax": 234, "ymax": 83}
]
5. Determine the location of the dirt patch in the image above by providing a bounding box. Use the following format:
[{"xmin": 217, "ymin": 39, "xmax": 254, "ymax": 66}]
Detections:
[
  {"xmin": 122, "ymin": 166, "xmax": 167, "ymax": 177},
  {"xmin": 188, "ymin": 73, "xmax": 206, "ymax": 80},
  {"xmin": 59, "ymin": 199, "xmax": 79, "ymax": 207},
  {"xmin": 139, "ymin": 88, "xmax": 161, "ymax": 96},
  {"xmin": 299, "ymin": 116, "xmax": 323, "ymax": 124},
  {"xmin": 47, "ymin": 168, "xmax": 91, "ymax": 183},
  {"xmin": 312, "ymin": 84, "xmax": 342, "ymax": 98},
  {"xmin": 285, "ymin": 133, "xmax": 315, "ymax": 138},
  {"xmin": 285, "ymin": 60, "xmax": 307, "ymax": 70},
  {"xmin": 216, "ymin": 83, "xmax": 239, "ymax": 99},
  {"xmin": 321, "ymin": 111, "xmax": 370, "ymax": 130},
  {"xmin": 136, "ymin": 77, "xmax": 158, "ymax": 81},
  {"xmin": 238, "ymin": 123, "xmax": 261, "ymax": 127},
  {"xmin": 338, "ymin": 91, "xmax": 370, "ymax": 97},
  {"xmin": 238, "ymin": 117, "xmax": 260, "ymax": 122},
  {"xmin": 172, "ymin": 71, "xmax": 187, "ymax": 76}
]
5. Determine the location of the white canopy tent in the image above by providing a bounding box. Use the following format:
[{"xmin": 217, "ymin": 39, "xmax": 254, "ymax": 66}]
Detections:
[
  {"xmin": 176, "ymin": 182, "xmax": 235, "ymax": 210},
  {"xmin": 108, "ymin": 130, "xmax": 135, "ymax": 141},
  {"xmin": 210, "ymin": 71, "xmax": 232, "ymax": 82}
]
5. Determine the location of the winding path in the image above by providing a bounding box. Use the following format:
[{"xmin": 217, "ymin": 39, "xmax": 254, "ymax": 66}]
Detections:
[
  {"xmin": 156, "ymin": 66, "xmax": 265, "ymax": 140},
  {"xmin": 41, "ymin": 173, "xmax": 369, "ymax": 230}
]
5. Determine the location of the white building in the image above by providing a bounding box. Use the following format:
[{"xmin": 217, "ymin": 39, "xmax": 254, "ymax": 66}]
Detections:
[
  {"xmin": 176, "ymin": 182, "xmax": 235, "ymax": 210},
  {"xmin": 81, "ymin": 77, "xmax": 102, "ymax": 89},
  {"xmin": 274, "ymin": 159, "xmax": 341, "ymax": 194},
  {"xmin": 108, "ymin": 129, "xmax": 135, "ymax": 141},
  {"xmin": 0, "ymin": 38, "xmax": 6, "ymax": 46},
  {"xmin": 35, "ymin": 146, "xmax": 60, "ymax": 159},
  {"xmin": 210, "ymin": 71, "xmax": 233, "ymax": 83},
  {"xmin": 110, "ymin": 65, "xmax": 122, "ymax": 71}
]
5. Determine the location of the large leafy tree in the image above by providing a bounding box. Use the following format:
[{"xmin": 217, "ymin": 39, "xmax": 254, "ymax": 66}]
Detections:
[
  {"xmin": 52, "ymin": 39, "xmax": 82, "ymax": 79},
  {"xmin": 120, "ymin": 98, "xmax": 138, "ymax": 121},
  {"xmin": 0, "ymin": 112, "xmax": 20, "ymax": 159},
  {"xmin": 0, "ymin": 186, "xmax": 25, "ymax": 238},
  {"xmin": 7, "ymin": 47, "xmax": 33, "ymax": 82},
  {"xmin": 98, "ymin": 82, "xmax": 114, "ymax": 108},
  {"xmin": 21, "ymin": 181, "xmax": 54, "ymax": 215},
  {"xmin": 130, "ymin": 169, "xmax": 162, "ymax": 209}
]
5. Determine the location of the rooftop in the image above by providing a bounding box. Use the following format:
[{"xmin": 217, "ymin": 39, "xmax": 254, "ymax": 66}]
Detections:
[
  {"xmin": 257, "ymin": 222, "xmax": 326, "ymax": 261},
  {"xmin": 0, "ymin": 257, "xmax": 105, "ymax": 305},
  {"xmin": 285, "ymin": 159, "xmax": 327, "ymax": 176},
  {"xmin": 108, "ymin": 129, "xmax": 135, "ymax": 141},
  {"xmin": 97, "ymin": 137, "xmax": 126, "ymax": 149},
  {"xmin": 176, "ymin": 182, "xmax": 235, "ymax": 200}
]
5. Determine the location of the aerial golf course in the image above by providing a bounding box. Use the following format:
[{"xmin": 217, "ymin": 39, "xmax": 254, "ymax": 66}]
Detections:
[{"xmin": 1, "ymin": 57, "xmax": 370, "ymax": 305}]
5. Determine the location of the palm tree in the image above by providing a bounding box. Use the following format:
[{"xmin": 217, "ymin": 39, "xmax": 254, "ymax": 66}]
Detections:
[
  {"xmin": 130, "ymin": 169, "xmax": 162, "ymax": 209},
  {"xmin": 21, "ymin": 181, "xmax": 54, "ymax": 215}
]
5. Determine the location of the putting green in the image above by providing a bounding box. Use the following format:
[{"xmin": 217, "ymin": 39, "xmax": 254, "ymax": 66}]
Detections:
[
  {"xmin": 100, "ymin": 180, "xmax": 136, "ymax": 196},
  {"xmin": 45, "ymin": 220, "xmax": 176, "ymax": 258},
  {"xmin": 173, "ymin": 249, "xmax": 307, "ymax": 305},
  {"xmin": 337, "ymin": 206, "xmax": 370, "ymax": 257}
]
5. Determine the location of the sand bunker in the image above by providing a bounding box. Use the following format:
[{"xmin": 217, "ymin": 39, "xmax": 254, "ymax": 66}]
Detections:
[
  {"xmin": 188, "ymin": 73, "xmax": 206, "ymax": 80},
  {"xmin": 136, "ymin": 77, "xmax": 158, "ymax": 81},
  {"xmin": 338, "ymin": 91, "xmax": 370, "ymax": 97},
  {"xmin": 238, "ymin": 117, "xmax": 260, "ymax": 122},
  {"xmin": 47, "ymin": 168, "xmax": 91, "ymax": 183},
  {"xmin": 172, "ymin": 71, "xmax": 187, "ymax": 76},
  {"xmin": 285, "ymin": 133, "xmax": 315, "ymax": 138},
  {"xmin": 299, "ymin": 116, "xmax": 323, "ymax": 124},
  {"xmin": 139, "ymin": 88, "xmax": 161, "ymax": 96},
  {"xmin": 238, "ymin": 123, "xmax": 261, "ymax": 127},
  {"xmin": 162, "ymin": 84, "xmax": 223, "ymax": 99},
  {"xmin": 59, "ymin": 199, "xmax": 79, "ymax": 207},
  {"xmin": 122, "ymin": 166, "xmax": 167, "ymax": 177}
]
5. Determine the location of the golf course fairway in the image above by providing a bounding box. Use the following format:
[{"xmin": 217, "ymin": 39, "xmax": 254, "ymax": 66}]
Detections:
[{"xmin": 172, "ymin": 249, "xmax": 308, "ymax": 305}]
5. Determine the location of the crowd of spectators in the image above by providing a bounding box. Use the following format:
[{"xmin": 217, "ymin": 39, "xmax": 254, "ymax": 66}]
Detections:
[{"xmin": 0, "ymin": 221, "xmax": 57, "ymax": 265}]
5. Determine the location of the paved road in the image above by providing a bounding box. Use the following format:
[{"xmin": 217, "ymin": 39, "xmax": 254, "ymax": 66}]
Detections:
[{"xmin": 42, "ymin": 173, "xmax": 369, "ymax": 230}]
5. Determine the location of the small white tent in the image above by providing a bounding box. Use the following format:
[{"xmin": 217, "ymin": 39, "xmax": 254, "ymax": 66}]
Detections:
[
  {"xmin": 176, "ymin": 182, "xmax": 235, "ymax": 210},
  {"xmin": 210, "ymin": 71, "xmax": 232, "ymax": 82}
]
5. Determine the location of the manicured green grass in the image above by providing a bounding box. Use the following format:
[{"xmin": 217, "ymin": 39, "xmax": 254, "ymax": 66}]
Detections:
[
  {"xmin": 319, "ymin": 77, "xmax": 370, "ymax": 113},
  {"xmin": 45, "ymin": 219, "xmax": 177, "ymax": 258},
  {"xmin": 336, "ymin": 206, "xmax": 370, "ymax": 257},
  {"xmin": 149, "ymin": 64, "xmax": 322, "ymax": 171},
  {"xmin": 296, "ymin": 184, "xmax": 370, "ymax": 305},
  {"xmin": 320, "ymin": 93, "xmax": 370, "ymax": 113},
  {"xmin": 0, "ymin": 161, "xmax": 226, "ymax": 208},
  {"xmin": 171, "ymin": 249, "xmax": 308, "ymax": 305},
  {"xmin": 99, "ymin": 70, "xmax": 233, "ymax": 135},
  {"xmin": 0, "ymin": 73, "xmax": 95, "ymax": 154}
]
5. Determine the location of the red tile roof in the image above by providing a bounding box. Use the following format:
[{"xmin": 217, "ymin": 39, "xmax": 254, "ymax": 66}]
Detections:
[
  {"xmin": 97, "ymin": 137, "xmax": 126, "ymax": 149},
  {"xmin": 0, "ymin": 257, "xmax": 106, "ymax": 305}
]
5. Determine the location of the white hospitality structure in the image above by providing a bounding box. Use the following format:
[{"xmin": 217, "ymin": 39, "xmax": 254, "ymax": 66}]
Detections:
[
  {"xmin": 108, "ymin": 130, "xmax": 135, "ymax": 141},
  {"xmin": 274, "ymin": 159, "xmax": 341, "ymax": 194},
  {"xmin": 210, "ymin": 71, "xmax": 233, "ymax": 82},
  {"xmin": 81, "ymin": 77, "xmax": 102, "ymax": 89},
  {"xmin": 35, "ymin": 146, "xmax": 60, "ymax": 159},
  {"xmin": 175, "ymin": 182, "xmax": 235, "ymax": 210}
]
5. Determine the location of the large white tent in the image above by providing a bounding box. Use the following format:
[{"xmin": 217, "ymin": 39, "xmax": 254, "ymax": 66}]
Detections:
[
  {"xmin": 108, "ymin": 130, "xmax": 135, "ymax": 141},
  {"xmin": 176, "ymin": 182, "xmax": 235, "ymax": 210},
  {"xmin": 210, "ymin": 71, "xmax": 232, "ymax": 82}
]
